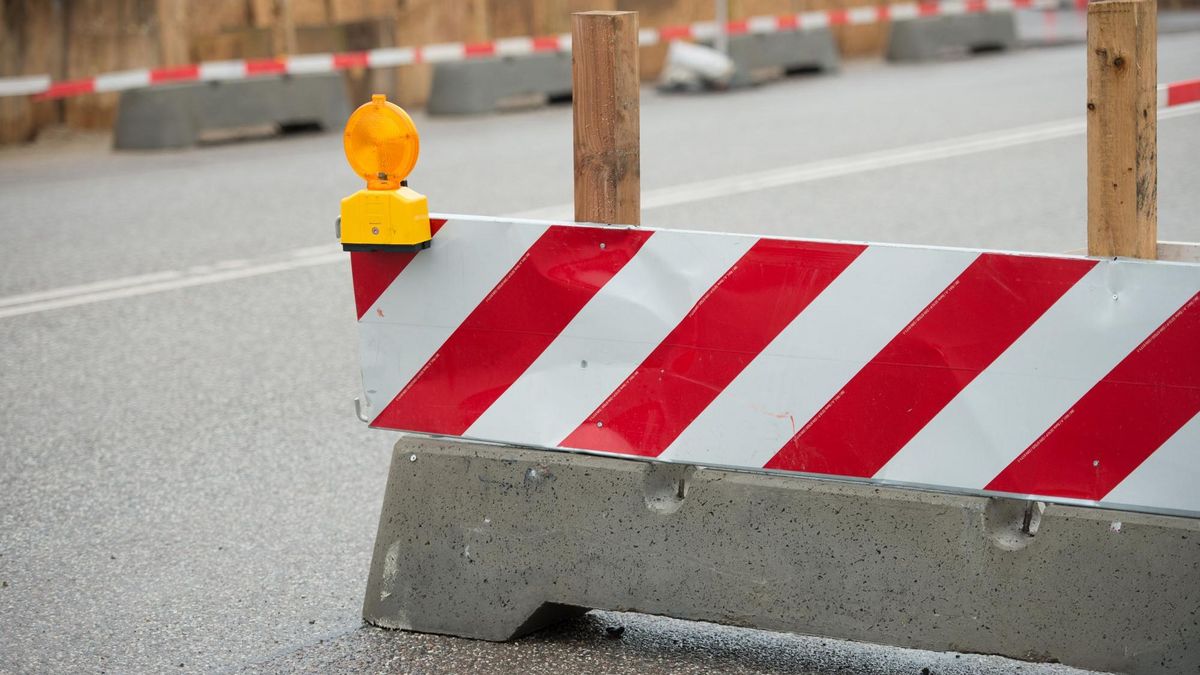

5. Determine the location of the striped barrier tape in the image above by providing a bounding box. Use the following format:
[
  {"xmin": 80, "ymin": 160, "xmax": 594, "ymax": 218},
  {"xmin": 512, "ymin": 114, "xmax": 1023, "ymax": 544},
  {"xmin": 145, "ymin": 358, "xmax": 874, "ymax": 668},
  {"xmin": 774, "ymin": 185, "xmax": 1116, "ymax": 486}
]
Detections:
[
  {"xmin": 0, "ymin": 0, "xmax": 1157, "ymax": 102},
  {"xmin": 352, "ymin": 215, "xmax": 1200, "ymax": 518}
]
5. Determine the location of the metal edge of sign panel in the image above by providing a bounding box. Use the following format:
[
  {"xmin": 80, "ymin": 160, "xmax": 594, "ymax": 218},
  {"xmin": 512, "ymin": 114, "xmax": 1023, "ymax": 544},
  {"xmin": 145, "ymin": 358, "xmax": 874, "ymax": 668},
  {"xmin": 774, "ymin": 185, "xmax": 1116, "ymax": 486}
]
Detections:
[{"xmin": 431, "ymin": 213, "xmax": 1200, "ymax": 270}]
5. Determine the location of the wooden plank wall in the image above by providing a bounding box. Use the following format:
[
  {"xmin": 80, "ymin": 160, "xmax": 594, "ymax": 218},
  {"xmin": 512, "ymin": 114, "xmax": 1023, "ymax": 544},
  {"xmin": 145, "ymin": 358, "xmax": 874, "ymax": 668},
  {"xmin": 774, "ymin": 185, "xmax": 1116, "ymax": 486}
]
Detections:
[{"xmin": 1, "ymin": 1, "xmax": 65, "ymax": 144}]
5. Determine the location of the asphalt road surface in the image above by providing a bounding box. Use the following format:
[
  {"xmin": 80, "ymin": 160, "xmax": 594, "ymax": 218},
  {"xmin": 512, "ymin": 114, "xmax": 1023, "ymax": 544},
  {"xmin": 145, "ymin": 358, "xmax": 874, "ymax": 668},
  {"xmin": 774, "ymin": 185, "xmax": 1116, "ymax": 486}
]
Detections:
[{"xmin": 2, "ymin": 32, "xmax": 1198, "ymax": 674}]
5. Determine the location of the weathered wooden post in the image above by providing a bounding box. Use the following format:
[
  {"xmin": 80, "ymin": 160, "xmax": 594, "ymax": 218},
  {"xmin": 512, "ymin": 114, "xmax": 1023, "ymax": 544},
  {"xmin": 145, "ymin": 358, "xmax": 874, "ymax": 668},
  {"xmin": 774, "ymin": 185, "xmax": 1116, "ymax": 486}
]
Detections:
[
  {"xmin": 1087, "ymin": 0, "xmax": 1157, "ymax": 258},
  {"xmin": 572, "ymin": 10, "xmax": 641, "ymax": 226}
]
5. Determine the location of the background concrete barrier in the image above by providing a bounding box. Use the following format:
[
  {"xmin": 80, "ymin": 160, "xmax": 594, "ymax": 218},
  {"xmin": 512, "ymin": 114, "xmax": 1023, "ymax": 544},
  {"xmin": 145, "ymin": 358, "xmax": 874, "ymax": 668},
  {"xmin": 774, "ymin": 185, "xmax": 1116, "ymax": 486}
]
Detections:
[
  {"xmin": 724, "ymin": 28, "xmax": 841, "ymax": 85},
  {"xmin": 427, "ymin": 53, "xmax": 572, "ymax": 115},
  {"xmin": 114, "ymin": 73, "xmax": 350, "ymax": 150},
  {"xmin": 364, "ymin": 436, "xmax": 1200, "ymax": 675},
  {"xmin": 887, "ymin": 12, "xmax": 1018, "ymax": 61}
]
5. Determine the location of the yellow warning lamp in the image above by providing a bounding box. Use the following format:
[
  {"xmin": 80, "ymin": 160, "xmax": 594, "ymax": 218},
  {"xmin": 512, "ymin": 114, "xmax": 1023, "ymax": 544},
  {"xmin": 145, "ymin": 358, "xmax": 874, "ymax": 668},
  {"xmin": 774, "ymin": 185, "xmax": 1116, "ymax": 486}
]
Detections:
[{"xmin": 338, "ymin": 94, "xmax": 431, "ymax": 252}]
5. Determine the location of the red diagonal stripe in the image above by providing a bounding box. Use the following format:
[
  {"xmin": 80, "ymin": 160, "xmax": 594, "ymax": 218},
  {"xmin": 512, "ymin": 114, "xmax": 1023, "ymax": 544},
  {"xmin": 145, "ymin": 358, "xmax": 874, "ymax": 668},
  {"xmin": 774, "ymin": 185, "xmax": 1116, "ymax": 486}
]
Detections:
[
  {"xmin": 372, "ymin": 225, "xmax": 652, "ymax": 436},
  {"xmin": 986, "ymin": 291, "xmax": 1200, "ymax": 501},
  {"xmin": 918, "ymin": 2, "xmax": 940, "ymax": 15},
  {"xmin": 464, "ymin": 42, "xmax": 496, "ymax": 58},
  {"xmin": 34, "ymin": 79, "xmax": 94, "ymax": 100},
  {"xmin": 659, "ymin": 24, "xmax": 693, "ymax": 40},
  {"xmin": 726, "ymin": 19, "xmax": 750, "ymax": 35},
  {"xmin": 350, "ymin": 219, "xmax": 445, "ymax": 320},
  {"xmin": 1167, "ymin": 79, "xmax": 1200, "ymax": 107},
  {"xmin": 827, "ymin": 8, "xmax": 850, "ymax": 24},
  {"xmin": 764, "ymin": 253, "xmax": 1096, "ymax": 477},
  {"xmin": 150, "ymin": 65, "xmax": 199, "ymax": 84},
  {"xmin": 532, "ymin": 36, "xmax": 561, "ymax": 52},
  {"xmin": 333, "ymin": 51, "xmax": 370, "ymax": 69},
  {"xmin": 560, "ymin": 239, "xmax": 867, "ymax": 457},
  {"xmin": 245, "ymin": 58, "xmax": 285, "ymax": 76}
]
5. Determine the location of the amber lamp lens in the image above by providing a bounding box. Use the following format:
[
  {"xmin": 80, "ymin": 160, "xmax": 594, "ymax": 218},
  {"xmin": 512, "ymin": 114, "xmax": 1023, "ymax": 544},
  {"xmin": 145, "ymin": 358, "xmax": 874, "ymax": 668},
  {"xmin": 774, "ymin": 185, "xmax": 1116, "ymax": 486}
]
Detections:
[{"xmin": 344, "ymin": 94, "xmax": 420, "ymax": 191}]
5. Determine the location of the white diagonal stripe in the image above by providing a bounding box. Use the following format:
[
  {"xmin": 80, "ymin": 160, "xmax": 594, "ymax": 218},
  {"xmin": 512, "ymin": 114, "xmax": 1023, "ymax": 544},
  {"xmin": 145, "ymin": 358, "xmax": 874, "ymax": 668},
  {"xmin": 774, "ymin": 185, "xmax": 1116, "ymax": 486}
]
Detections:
[
  {"xmin": 939, "ymin": 0, "xmax": 968, "ymax": 14},
  {"xmin": 876, "ymin": 261, "xmax": 1200, "ymax": 489},
  {"xmin": 889, "ymin": 3, "xmax": 920, "ymax": 20},
  {"xmin": 465, "ymin": 230, "xmax": 757, "ymax": 447},
  {"xmin": 94, "ymin": 70, "xmax": 151, "ymax": 93},
  {"xmin": 1105, "ymin": 412, "xmax": 1200, "ymax": 515},
  {"xmin": 660, "ymin": 245, "xmax": 978, "ymax": 468},
  {"xmin": 286, "ymin": 54, "xmax": 335, "ymax": 74},
  {"xmin": 799, "ymin": 11, "xmax": 830, "ymax": 29},
  {"xmin": 691, "ymin": 21, "xmax": 720, "ymax": 40},
  {"xmin": 199, "ymin": 60, "xmax": 247, "ymax": 81},
  {"xmin": 422, "ymin": 43, "xmax": 467, "ymax": 63},
  {"xmin": 495, "ymin": 37, "xmax": 535, "ymax": 57},
  {"xmin": 747, "ymin": 16, "xmax": 781, "ymax": 34},
  {"xmin": 357, "ymin": 219, "xmax": 548, "ymax": 419},
  {"xmin": 367, "ymin": 48, "xmax": 417, "ymax": 68},
  {"xmin": 848, "ymin": 6, "xmax": 879, "ymax": 25},
  {"xmin": 0, "ymin": 75, "xmax": 50, "ymax": 96}
]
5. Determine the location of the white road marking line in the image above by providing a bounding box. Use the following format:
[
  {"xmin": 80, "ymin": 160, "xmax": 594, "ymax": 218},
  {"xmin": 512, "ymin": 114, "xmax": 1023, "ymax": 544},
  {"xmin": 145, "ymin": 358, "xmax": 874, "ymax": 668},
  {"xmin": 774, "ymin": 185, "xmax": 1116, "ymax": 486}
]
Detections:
[
  {"xmin": 512, "ymin": 104, "xmax": 1200, "ymax": 220},
  {"xmin": 0, "ymin": 269, "xmax": 184, "ymax": 308},
  {"xmin": 0, "ymin": 252, "xmax": 344, "ymax": 319},
  {"xmin": 2, "ymin": 105, "xmax": 1197, "ymax": 319}
]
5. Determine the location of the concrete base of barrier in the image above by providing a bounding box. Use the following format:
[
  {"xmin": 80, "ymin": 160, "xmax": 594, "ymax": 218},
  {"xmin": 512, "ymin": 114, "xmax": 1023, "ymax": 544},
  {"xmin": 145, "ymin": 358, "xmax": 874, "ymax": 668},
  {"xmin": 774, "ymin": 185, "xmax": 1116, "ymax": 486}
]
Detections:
[
  {"xmin": 724, "ymin": 28, "xmax": 840, "ymax": 85},
  {"xmin": 887, "ymin": 12, "xmax": 1018, "ymax": 61},
  {"xmin": 364, "ymin": 437, "xmax": 1200, "ymax": 674},
  {"xmin": 427, "ymin": 52, "xmax": 572, "ymax": 115},
  {"xmin": 114, "ymin": 73, "xmax": 351, "ymax": 150}
]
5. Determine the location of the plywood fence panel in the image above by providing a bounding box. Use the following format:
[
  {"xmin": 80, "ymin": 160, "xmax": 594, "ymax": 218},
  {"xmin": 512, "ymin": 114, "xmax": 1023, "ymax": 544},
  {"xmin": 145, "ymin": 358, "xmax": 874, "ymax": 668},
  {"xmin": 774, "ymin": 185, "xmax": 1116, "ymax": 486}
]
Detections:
[{"xmin": 64, "ymin": 0, "xmax": 159, "ymax": 130}]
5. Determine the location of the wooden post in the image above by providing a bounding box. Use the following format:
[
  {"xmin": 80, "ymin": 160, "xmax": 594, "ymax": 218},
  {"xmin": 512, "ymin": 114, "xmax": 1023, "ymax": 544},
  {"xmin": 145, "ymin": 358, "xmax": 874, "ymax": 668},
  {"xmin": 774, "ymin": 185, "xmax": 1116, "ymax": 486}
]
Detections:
[
  {"xmin": 1086, "ymin": 0, "xmax": 1157, "ymax": 259},
  {"xmin": 572, "ymin": 11, "xmax": 640, "ymax": 225}
]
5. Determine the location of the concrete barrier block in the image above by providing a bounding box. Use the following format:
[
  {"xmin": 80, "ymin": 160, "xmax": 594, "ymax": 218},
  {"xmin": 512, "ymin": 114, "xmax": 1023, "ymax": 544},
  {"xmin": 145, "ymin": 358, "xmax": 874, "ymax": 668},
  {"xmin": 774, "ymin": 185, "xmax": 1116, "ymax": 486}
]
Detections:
[
  {"xmin": 724, "ymin": 28, "xmax": 840, "ymax": 85},
  {"xmin": 887, "ymin": 12, "xmax": 1018, "ymax": 62},
  {"xmin": 364, "ymin": 436, "xmax": 1200, "ymax": 674},
  {"xmin": 114, "ymin": 73, "xmax": 351, "ymax": 150},
  {"xmin": 427, "ymin": 52, "xmax": 572, "ymax": 116}
]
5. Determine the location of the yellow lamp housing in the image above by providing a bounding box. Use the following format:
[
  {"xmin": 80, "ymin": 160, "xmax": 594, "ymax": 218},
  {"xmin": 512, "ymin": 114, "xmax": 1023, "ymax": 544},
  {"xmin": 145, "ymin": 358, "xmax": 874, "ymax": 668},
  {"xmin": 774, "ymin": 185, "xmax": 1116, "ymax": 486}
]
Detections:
[{"xmin": 339, "ymin": 94, "xmax": 432, "ymax": 252}]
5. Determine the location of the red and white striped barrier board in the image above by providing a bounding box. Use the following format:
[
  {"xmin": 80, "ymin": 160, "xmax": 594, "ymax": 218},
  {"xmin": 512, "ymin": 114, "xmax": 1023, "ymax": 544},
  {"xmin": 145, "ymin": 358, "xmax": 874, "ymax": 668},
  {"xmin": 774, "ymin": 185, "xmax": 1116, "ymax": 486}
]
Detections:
[{"xmin": 352, "ymin": 215, "xmax": 1200, "ymax": 518}]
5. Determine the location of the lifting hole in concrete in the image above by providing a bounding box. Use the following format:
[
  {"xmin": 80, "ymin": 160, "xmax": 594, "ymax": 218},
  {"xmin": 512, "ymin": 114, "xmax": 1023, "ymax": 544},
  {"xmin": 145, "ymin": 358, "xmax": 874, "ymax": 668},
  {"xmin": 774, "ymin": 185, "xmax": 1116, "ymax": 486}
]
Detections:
[
  {"xmin": 984, "ymin": 497, "xmax": 1045, "ymax": 551},
  {"xmin": 643, "ymin": 463, "xmax": 696, "ymax": 514}
]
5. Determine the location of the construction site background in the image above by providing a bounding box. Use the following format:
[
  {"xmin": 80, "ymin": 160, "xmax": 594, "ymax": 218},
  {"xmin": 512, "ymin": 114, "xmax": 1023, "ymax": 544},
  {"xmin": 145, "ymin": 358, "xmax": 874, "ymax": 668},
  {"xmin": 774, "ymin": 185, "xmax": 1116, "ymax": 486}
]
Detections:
[{"xmin": 4, "ymin": 0, "xmax": 1192, "ymax": 145}]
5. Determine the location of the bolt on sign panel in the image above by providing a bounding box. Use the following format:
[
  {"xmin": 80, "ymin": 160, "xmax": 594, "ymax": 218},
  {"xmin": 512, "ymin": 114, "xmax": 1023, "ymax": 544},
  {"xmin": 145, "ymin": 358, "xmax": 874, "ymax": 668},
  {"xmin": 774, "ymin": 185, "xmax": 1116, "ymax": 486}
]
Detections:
[{"xmin": 350, "ymin": 215, "xmax": 1200, "ymax": 519}]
